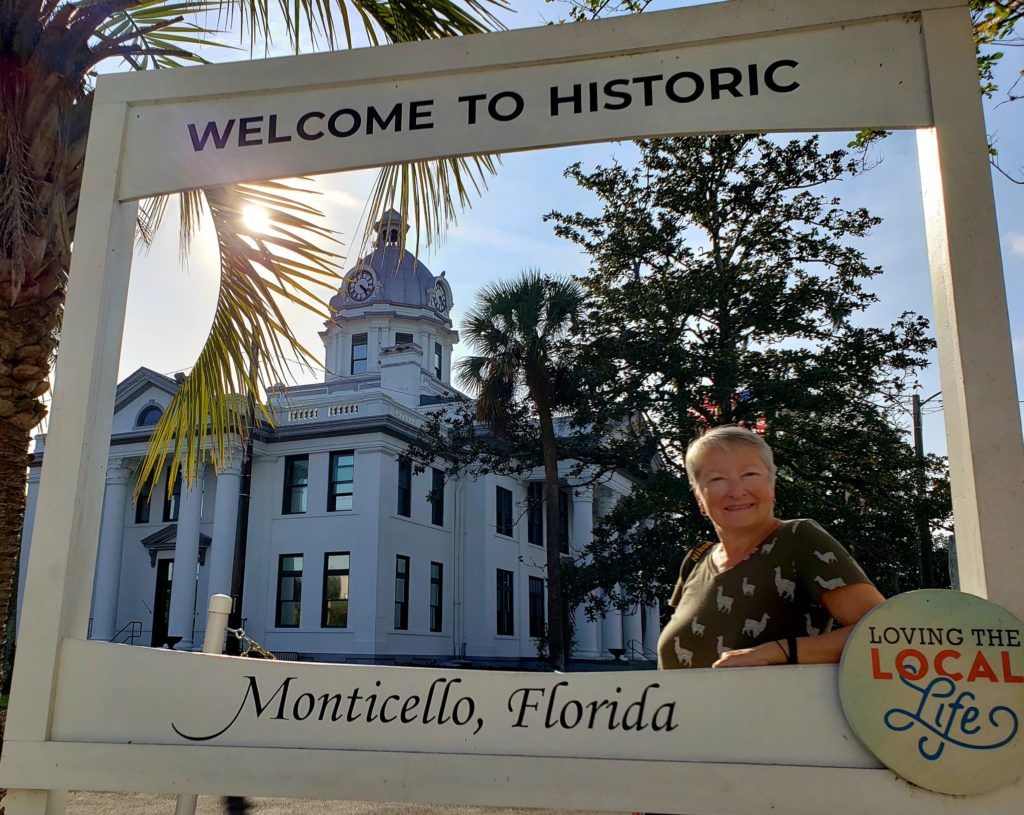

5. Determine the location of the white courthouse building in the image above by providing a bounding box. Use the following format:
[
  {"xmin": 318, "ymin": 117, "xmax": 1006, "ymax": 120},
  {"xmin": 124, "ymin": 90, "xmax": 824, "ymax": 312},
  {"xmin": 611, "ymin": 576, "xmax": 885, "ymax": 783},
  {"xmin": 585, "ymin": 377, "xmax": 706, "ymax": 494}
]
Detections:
[{"xmin": 19, "ymin": 212, "xmax": 659, "ymax": 668}]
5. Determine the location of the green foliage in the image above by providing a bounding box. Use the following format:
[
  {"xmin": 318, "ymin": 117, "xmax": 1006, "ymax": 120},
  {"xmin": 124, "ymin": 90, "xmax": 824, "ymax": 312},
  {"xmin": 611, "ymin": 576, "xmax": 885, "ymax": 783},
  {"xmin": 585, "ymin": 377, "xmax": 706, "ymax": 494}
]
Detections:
[
  {"xmin": 546, "ymin": 135, "xmax": 952, "ymax": 614},
  {"xmin": 457, "ymin": 270, "xmax": 585, "ymax": 427},
  {"xmin": 458, "ymin": 270, "xmax": 584, "ymax": 669},
  {"xmin": 549, "ymin": 0, "xmax": 649, "ymax": 23},
  {"xmin": 972, "ymin": 0, "xmax": 1024, "ymax": 99}
]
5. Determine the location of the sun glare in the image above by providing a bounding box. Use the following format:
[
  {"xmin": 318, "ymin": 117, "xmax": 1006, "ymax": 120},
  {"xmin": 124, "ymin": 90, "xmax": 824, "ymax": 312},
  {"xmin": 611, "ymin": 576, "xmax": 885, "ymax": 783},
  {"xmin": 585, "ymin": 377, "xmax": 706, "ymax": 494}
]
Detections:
[{"xmin": 242, "ymin": 205, "xmax": 270, "ymax": 234}]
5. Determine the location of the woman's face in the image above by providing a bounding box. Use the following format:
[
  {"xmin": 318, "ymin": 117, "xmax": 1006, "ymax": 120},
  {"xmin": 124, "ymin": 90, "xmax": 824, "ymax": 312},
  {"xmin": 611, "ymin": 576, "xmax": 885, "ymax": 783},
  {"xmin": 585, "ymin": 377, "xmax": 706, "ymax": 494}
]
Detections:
[{"xmin": 693, "ymin": 444, "xmax": 776, "ymax": 535}]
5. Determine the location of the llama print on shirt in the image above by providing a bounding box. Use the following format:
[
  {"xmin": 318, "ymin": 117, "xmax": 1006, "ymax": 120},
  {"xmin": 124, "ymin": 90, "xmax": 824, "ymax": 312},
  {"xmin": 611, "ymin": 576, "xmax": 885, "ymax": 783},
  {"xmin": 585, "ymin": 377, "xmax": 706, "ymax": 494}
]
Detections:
[
  {"xmin": 773, "ymin": 566, "xmax": 796, "ymax": 600},
  {"xmin": 742, "ymin": 612, "xmax": 770, "ymax": 637},
  {"xmin": 673, "ymin": 638, "xmax": 694, "ymax": 667},
  {"xmin": 716, "ymin": 585, "xmax": 734, "ymax": 613}
]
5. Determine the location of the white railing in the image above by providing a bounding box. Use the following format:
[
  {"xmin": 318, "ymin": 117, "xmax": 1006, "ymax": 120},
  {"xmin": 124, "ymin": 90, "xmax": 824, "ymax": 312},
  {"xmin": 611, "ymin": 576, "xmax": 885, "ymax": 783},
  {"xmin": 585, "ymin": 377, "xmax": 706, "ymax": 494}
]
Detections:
[{"xmin": 286, "ymin": 403, "xmax": 360, "ymax": 422}]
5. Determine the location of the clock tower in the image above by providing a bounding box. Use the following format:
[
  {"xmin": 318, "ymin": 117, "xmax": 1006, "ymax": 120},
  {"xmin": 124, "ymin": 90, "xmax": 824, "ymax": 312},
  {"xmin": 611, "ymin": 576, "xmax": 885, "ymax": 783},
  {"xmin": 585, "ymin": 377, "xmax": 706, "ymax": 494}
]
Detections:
[{"xmin": 320, "ymin": 210, "xmax": 458, "ymax": 392}]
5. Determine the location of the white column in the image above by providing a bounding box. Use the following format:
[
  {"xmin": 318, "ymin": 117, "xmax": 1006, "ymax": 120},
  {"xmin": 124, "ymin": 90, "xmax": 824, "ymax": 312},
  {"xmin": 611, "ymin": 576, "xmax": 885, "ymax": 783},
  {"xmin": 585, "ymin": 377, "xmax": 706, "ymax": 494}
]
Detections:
[
  {"xmin": 573, "ymin": 605, "xmax": 600, "ymax": 659},
  {"xmin": 16, "ymin": 461, "xmax": 42, "ymax": 636},
  {"xmin": 206, "ymin": 456, "xmax": 242, "ymax": 598},
  {"xmin": 622, "ymin": 602, "xmax": 643, "ymax": 657},
  {"xmin": 570, "ymin": 486, "xmax": 599, "ymax": 659},
  {"xmin": 601, "ymin": 591, "xmax": 623, "ymax": 656},
  {"xmin": 90, "ymin": 459, "xmax": 133, "ymax": 641},
  {"xmin": 643, "ymin": 600, "xmax": 662, "ymax": 656},
  {"xmin": 167, "ymin": 466, "xmax": 205, "ymax": 650}
]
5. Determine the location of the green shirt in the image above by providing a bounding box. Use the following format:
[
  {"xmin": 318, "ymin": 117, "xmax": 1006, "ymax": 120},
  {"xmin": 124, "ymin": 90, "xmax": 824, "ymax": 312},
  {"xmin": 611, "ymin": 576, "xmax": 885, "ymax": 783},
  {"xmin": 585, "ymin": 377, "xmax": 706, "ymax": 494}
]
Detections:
[{"xmin": 657, "ymin": 519, "xmax": 871, "ymax": 669}]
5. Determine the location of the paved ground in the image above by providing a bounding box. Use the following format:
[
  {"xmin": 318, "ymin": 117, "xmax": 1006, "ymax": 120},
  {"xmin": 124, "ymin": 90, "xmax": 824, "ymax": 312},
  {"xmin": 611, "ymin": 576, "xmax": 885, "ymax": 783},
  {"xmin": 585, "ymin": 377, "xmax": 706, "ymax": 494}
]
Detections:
[{"xmin": 62, "ymin": 794, "xmax": 618, "ymax": 815}]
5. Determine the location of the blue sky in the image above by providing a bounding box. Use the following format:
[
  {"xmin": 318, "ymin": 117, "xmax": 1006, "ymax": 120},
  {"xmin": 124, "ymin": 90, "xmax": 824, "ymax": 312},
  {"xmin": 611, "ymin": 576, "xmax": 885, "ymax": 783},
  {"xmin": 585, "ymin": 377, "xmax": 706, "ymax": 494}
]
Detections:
[{"xmin": 111, "ymin": 0, "xmax": 1024, "ymax": 457}]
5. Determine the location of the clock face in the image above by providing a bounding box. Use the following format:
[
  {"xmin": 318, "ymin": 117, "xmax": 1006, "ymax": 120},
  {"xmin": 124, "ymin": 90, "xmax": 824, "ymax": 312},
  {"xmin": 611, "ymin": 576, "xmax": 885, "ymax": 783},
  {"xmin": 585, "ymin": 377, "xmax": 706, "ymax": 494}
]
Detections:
[
  {"xmin": 346, "ymin": 269, "xmax": 376, "ymax": 302},
  {"xmin": 433, "ymin": 286, "xmax": 448, "ymax": 312}
]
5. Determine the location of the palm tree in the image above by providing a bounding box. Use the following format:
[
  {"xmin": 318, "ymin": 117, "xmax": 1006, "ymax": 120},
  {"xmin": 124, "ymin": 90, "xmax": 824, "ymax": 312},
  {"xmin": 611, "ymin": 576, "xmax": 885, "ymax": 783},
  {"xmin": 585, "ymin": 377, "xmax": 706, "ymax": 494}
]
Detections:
[
  {"xmin": 0, "ymin": 0, "xmax": 506, "ymax": 688},
  {"xmin": 457, "ymin": 270, "xmax": 584, "ymax": 670}
]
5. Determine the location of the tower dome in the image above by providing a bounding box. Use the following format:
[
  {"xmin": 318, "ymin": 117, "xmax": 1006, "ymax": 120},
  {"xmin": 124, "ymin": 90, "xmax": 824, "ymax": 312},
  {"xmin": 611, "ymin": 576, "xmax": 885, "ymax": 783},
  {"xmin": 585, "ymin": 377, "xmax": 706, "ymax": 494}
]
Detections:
[
  {"xmin": 328, "ymin": 210, "xmax": 452, "ymax": 318},
  {"xmin": 320, "ymin": 210, "xmax": 458, "ymax": 390}
]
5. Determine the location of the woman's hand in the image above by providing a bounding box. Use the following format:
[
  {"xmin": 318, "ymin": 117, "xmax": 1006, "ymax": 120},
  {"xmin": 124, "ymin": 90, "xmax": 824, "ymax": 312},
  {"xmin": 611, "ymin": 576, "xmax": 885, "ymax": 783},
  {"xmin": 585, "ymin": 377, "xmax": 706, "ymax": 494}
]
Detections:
[{"xmin": 712, "ymin": 641, "xmax": 787, "ymax": 668}]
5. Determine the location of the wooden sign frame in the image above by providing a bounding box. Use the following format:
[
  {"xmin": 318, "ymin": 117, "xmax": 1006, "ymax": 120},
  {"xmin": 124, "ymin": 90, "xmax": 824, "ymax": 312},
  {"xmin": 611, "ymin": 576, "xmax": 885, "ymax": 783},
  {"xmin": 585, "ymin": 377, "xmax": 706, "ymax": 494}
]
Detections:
[{"xmin": 2, "ymin": 1, "xmax": 1022, "ymax": 813}]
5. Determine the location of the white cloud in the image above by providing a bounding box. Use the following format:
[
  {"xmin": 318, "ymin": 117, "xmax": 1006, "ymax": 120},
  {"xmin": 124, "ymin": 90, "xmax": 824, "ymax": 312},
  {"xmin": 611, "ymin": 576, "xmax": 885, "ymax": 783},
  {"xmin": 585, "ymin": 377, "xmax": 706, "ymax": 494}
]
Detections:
[
  {"xmin": 321, "ymin": 189, "xmax": 364, "ymax": 209},
  {"xmin": 1007, "ymin": 231, "xmax": 1024, "ymax": 257}
]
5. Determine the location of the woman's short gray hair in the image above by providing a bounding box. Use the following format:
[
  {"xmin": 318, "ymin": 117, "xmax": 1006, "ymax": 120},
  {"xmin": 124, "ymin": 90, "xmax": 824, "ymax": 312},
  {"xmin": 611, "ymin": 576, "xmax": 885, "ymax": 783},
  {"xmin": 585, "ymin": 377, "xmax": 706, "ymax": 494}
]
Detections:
[{"xmin": 685, "ymin": 425, "xmax": 777, "ymax": 484}]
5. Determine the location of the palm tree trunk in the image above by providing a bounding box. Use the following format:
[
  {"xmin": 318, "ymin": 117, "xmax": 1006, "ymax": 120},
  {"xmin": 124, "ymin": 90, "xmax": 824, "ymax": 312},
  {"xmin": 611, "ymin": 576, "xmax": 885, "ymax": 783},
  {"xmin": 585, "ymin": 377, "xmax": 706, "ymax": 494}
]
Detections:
[
  {"xmin": 0, "ymin": 295, "xmax": 61, "ymax": 694},
  {"xmin": 536, "ymin": 400, "xmax": 567, "ymax": 671}
]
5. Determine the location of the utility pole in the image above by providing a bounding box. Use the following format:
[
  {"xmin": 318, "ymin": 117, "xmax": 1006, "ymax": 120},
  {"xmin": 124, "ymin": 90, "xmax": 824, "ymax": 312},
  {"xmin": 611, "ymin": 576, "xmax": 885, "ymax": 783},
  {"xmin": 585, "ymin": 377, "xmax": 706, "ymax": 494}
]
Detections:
[
  {"xmin": 912, "ymin": 391, "xmax": 941, "ymax": 589},
  {"xmin": 226, "ymin": 346, "xmax": 258, "ymax": 655}
]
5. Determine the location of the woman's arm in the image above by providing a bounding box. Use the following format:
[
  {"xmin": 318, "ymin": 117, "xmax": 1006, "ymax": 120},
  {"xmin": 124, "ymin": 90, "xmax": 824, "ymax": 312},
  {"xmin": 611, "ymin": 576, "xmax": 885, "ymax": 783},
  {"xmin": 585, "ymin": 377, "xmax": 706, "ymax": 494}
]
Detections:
[{"xmin": 711, "ymin": 582, "xmax": 886, "ymax": 668}]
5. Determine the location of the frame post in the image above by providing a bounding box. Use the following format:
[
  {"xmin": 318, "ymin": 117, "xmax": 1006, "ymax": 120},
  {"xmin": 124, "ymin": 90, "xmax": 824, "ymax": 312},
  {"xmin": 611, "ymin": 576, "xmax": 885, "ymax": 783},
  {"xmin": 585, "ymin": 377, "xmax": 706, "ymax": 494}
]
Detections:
[
  {"xmin": 3, "ymin": 98, "xmax": 138, "ymax": 813},
  {"xmin": 917, "ymin": 6, "xmax": 1024, "ymax": 619}
]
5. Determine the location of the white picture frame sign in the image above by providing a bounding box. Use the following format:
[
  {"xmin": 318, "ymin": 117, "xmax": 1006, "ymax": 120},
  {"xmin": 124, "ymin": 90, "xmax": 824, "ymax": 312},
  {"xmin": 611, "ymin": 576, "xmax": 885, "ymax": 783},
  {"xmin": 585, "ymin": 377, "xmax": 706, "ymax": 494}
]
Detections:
[{"xmin": 2, "ymin": 1, "xmax": 1022, "ymax": 813}]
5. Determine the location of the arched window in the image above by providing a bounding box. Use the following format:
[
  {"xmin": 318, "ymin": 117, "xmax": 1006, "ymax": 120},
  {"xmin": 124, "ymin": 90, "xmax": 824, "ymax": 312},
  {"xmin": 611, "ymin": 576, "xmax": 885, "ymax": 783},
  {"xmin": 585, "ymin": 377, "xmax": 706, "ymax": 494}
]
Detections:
[{"xmin": 136, "ymin": 404, "xmax": 163, "ymax": 428}]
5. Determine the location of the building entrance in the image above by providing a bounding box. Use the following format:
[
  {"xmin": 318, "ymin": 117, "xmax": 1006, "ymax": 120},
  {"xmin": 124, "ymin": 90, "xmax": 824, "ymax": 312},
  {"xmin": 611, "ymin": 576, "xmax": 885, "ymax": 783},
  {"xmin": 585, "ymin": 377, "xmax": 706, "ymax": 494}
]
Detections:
[{"xmin": 151, "ymin": 559, "xmax": 173, "ymax": 648}]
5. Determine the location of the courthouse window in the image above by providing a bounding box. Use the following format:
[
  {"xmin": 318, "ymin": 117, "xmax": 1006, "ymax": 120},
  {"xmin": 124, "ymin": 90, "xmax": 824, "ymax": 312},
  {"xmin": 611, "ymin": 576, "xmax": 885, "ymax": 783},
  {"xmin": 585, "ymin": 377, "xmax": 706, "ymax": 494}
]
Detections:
[
  {"xmin": 135, "ymin": 492, "xmax": 151, "ymax": 525},
  {"xmin": 328, "ymin": 451, "xmax": 354, "ymax": 512},
  {"xmin": 322, "ymin": 552, "xmax": 350, "ymax": 628},
  {"xmin": 496, "ymin": 569, "xmax": 514, "ymax": 636},
  {"xmin": 136, "ymin": 404, "xmax": 162, "ymax": 427},
  {"xmin": 397, "ymin": 457, "xmax": 412, "ymax": 517},
  {"xmin": 527, "ymin": 482, "xmax": 543, "ymax": 546},
  {"xmin": 394, "ymin": 555, "xmax": 410, "ymax": 630},
  {"xmin": 529, "ymin": 576, "xmax": 545, "ymax": 638},
  {"xmin": 430, "ymin": 561, "xmax": 443, "ymax": 633},
  {"xmin": 162, "ymin": 469, "xmax": 181, "ymax": 522},
  {"xmin": 430, "ymin": 467, "xmax": 445, "ymax": 526},
  {"xmin": 276, "ymin": 554, "xmax": 303, "ymax": 627},
  {"xmin": 495, "ymin": 486, "xmax": 513, "ymax": 537},
  {"xmin": 559, "ymin": 488, "xmax": 570, "ymax": 554},
  {"xmin": 351, "ymin": 333, "xmax": 368, "ymax": 374},
  {"xmin": 282, "ymin": 455, "xmax": 308, "ymax": 515}
]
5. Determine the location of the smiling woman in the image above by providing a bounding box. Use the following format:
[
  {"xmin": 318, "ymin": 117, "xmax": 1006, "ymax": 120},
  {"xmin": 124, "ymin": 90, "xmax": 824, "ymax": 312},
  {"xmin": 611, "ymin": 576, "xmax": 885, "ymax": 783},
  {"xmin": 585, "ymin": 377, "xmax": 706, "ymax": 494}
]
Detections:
[{"xmin": 657, "ymin": 425, "xmax": 886, "ymax": 671}]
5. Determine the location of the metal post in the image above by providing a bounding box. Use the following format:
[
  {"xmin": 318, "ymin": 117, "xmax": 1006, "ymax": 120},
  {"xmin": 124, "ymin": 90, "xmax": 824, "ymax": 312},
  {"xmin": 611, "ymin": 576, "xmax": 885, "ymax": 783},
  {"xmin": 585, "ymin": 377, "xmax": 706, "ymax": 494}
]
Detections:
[
  {"xmin": 912, "ymin": 392, "xmax": 940, "ymax": 588},
  {"xmin": 175, "ymin": 594, "xmax": 232, "ymax": 815}
]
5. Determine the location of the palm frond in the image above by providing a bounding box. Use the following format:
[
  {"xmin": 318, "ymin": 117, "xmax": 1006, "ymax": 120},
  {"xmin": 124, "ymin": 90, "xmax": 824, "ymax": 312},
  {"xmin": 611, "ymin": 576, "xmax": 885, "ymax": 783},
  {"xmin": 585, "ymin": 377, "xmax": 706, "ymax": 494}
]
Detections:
[
  {"xmin": 361, "ymin": 155, "xmax": 499, "ymax": 256},
  {"xmin": 456, "ymin": 356, "xmax": 513, "ymax": 430},
  {"xmin": 93, "ymin": 0, "xmax": 236, "ymax": 70},
  {"xmin": 456, "ymin": 269, "xmax": 584, "ymax": 437},
  {"xmin": 240, "ymin": 0, "xmax": 510, "ymax": 53},
  {"xmin": 136, "ymin": 179, "xmax": 342, "ymax": 496}
]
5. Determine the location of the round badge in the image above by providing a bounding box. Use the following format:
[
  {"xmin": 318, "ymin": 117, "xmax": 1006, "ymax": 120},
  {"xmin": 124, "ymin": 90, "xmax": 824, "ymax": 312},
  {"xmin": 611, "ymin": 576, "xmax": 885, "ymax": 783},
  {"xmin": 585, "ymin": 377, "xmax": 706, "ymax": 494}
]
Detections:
[{"xmin": 839, "ymin": 590, "xmax": 1024, "ymax": 795}]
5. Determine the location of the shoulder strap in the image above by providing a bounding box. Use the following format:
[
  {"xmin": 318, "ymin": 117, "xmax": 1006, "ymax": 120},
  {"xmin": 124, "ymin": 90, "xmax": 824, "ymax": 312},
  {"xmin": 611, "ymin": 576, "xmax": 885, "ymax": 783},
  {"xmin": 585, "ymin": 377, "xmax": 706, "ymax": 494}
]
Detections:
[
  {"xmin": 668, "ymin": 540, "xmax": 716, "ymax": 608},
  {"xmin": 680, "ymin": 540, "xmax": 716, "ymax": 584}
]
